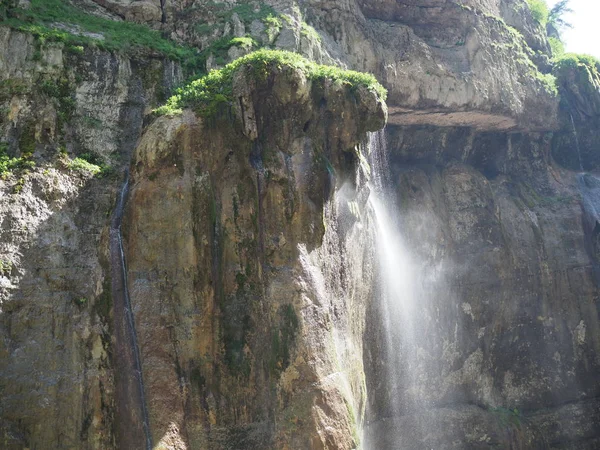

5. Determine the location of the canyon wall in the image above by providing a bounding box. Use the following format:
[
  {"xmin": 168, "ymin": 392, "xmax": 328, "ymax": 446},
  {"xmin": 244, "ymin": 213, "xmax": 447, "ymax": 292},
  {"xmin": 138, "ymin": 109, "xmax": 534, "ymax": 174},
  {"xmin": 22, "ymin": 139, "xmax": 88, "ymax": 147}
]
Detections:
[{"xmin": 1, "ymin": 0, "xmax": 599, "ymax": 449}]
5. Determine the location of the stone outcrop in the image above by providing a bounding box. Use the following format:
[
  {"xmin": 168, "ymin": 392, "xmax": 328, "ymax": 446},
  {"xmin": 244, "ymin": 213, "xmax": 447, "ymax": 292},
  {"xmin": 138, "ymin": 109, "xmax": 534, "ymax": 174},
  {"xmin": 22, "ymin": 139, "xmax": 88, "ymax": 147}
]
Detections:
[
  {"xmin": 552, "ymin": 57, "xmax": 600, "ymax": 171},
  {"xmin": 84, "ymin": 0, "xmax": 559, "ymax": 130},
  {"xmin": 122, "ymin": 62, "xmax": 385, "ymax": 448}
]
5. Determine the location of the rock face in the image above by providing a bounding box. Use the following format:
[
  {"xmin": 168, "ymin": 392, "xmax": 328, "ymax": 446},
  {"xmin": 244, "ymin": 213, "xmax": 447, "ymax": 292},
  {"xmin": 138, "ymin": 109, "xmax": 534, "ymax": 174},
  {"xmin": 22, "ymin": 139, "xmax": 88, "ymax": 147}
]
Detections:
[
  {"xmin": 552, "ymin": 57, "xmax": 600, "ymax": 171},
  {"xmin": 1, "ymin": 0, "xmax": 600, "ymax": 449},
  {"xmin": 86, "ymin": 0, "xmax": 558, "ymax": 129},
  {"xmin": 0, "ymin": 27, "xmax": 180, "ymax": 449},
  {"xmin": 364, "ymin": 127, "xmax": 600, "ymax": 448},
  {"xmin": 122, "ymin": 63, "xmax": 385, "ymax": 448}
]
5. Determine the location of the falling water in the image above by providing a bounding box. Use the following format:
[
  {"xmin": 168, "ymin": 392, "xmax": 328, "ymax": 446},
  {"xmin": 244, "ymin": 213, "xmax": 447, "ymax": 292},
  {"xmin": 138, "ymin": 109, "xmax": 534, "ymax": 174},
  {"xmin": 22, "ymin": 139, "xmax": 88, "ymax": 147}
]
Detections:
[
  {"xmin": 363, "ymin": 131, "xmax": 448, "ymax": 449},
  {"xmin": 366, "ymin": 132, "xmax": 419, "ymax": 418},
  {"xmin": 110, "ymin": 173, "xmax": 153, "ymax": 450},
  {"xmin": 569, "ymin": 112, "xmax": 584, "ymax": 172}
]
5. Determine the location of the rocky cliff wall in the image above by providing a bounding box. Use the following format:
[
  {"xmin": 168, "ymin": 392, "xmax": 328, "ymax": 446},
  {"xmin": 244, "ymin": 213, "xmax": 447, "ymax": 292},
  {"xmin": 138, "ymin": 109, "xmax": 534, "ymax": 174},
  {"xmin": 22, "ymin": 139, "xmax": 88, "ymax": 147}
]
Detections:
[
  {"xmin": 0, "ymin": 26, "xmax": 181, "ymax": 449},
  {"xmin": 364, "ymin": 126, "xmax": 600, "ymax": 448},
  {"xmin": 0, "ymin": 0, "xmax": 599, "ymax": 449}
]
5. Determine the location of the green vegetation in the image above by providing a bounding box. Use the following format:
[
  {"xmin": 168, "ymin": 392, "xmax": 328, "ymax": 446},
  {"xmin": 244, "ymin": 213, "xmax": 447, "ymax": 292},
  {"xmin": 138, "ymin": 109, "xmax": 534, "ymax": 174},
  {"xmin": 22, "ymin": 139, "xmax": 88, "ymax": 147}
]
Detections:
[
  {"xmin": 554, "ymin": 53, "xmax": 600, "ymax": 72},
  {"xmin": 2, "ymin": 0, "xmax": 203, "ymax": 73},
  {"xmin": 63, "ymin": 152, "xmax": 112, "ymax": 177},
  {"xmin": 0, "ymin": 78, "xmax": 28, "ymax": 101},
  {"xmin": 490, "ymin": 406, "xmax": 523, "ymax": 429},
  {"xmin": 300, "ymin": 21, "xmax": 321, "ymax": 43},
  {"xmin": 0, "ymin": 258, "xmax": 12, "ymax": 276},
  {"xmin": 269, "ymin": 304, "xmax": 299, "ymax": 375},
  {"xmin": 526, "ymin": 0, "xmax": 549, "ymax": 26},
  {"xmin": 548, "ymin": 36, "xmax": 565, "ymax": 58},
  {"xmin": 40, "ymin": 76, "xmax": 75, "ymax": 124},
  {"xmin": 66, "ymin": 156, "xmax": 102, "ymax": 176},
  {"xmin": 0, "ymin": 143, "xmax": 35, "ymax": 177},
  {"xmin": 535, "ymin": 71, "xmax": 558, "ymax": 96},
  {"xmin": 211, "ymin": 2, "xmax": 279, "ymax": 28},
  {"xmin": 155, "ymin": 49, "xmax": 387, "ymax": 117}
]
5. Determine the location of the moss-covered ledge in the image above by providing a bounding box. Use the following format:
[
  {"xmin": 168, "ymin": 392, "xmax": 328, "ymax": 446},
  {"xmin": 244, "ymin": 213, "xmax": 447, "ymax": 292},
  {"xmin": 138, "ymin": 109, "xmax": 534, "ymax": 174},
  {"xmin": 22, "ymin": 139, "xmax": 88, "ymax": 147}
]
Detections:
[{"xmin": 154, "ymin": 49, "xmax": 387, "ymax": 134}]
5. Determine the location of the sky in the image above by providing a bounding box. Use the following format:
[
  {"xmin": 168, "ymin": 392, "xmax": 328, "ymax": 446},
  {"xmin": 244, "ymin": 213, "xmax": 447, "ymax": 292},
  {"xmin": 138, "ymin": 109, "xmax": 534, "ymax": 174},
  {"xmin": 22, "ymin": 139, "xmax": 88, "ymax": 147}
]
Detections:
[{"xmin": 547, "ymin": 0, "xmax": 600, "ymax": 58}]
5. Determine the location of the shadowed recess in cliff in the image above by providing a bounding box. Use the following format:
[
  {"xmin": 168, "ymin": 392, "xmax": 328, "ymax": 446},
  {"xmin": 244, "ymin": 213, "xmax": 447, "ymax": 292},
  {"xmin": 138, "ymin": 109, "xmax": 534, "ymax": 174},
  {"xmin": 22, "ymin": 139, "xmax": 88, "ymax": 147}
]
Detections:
[{"xmin": 109, "ymin": 173, "xmax": 152, "ymax": 450}]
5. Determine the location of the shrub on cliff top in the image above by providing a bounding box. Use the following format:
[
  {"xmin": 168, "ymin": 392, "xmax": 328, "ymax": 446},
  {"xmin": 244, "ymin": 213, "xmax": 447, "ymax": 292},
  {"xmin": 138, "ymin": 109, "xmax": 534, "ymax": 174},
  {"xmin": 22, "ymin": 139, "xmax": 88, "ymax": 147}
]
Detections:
[
  {"xmin": 154, "ymin": 49, "xmax": 387, "ymax": 117},
  {"xmin": 554, "ymin": 53, "xmax": 600, "ymax": 72}
]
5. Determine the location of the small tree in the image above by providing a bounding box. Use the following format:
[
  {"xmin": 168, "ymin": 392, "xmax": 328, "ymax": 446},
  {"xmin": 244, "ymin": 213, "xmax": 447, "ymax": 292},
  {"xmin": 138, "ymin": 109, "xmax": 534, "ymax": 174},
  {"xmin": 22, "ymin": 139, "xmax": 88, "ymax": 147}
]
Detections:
[{"xmin": 547, "ymin": 0, "xmax": 573, "ymax": 39}]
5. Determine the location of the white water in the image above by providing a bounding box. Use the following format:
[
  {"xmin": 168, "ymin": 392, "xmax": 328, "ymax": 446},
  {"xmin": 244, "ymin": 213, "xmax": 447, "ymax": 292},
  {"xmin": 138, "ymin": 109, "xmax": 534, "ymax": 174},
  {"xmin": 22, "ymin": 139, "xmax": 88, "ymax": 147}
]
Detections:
[
  {"xmin": 569, "ymin": 112, "xmax": 584, "ymax": 172},
  {"xmin": 297, "ymin": 131, "xmax": 439, "ymax": 448},
  {"xmin": 366, "ymin": 132, "xmax": 425, "ymax": 417}
]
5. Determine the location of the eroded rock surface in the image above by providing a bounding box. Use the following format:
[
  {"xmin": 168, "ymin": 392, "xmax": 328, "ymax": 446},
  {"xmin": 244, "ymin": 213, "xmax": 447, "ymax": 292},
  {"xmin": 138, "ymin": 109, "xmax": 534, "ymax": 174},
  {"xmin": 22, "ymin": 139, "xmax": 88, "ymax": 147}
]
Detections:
[{"xmin": 122, "ymin": 63, "xmax": 385, "ymax": 448}]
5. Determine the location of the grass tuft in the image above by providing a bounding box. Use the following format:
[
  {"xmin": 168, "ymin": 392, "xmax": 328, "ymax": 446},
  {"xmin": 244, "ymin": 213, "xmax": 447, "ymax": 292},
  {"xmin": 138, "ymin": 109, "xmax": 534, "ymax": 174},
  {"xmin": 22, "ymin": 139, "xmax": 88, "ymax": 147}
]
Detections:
[{"xmin": 154, "ymin": 49, "xmax": 387, "ymax": 117}]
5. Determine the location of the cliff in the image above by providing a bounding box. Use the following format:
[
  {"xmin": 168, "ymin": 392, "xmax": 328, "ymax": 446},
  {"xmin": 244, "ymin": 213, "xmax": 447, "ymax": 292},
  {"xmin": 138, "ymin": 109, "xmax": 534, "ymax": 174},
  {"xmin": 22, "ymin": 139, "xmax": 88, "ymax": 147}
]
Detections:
[{"xmin": 1, "ymin": 1, "xmax": 599, "ymax": 449}]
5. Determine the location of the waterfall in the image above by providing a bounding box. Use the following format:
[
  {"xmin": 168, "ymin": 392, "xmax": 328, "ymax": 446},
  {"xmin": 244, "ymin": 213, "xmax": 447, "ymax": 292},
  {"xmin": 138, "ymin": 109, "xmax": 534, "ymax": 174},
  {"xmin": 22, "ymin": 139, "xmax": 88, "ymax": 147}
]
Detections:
[
  {"xmin": 569, "ymin": 112, "xmax": 584, "ymax": 172},
  {"xmin": 363, "ymin": 131, "xmax": 447, "ymax": 449},
  {"xmin": 366, "ymin": 132, "xmax": 420, "ymax": 418},
  {"xmin": 110, "ymin": 173, "xmax": 153, "ymax": 450}
]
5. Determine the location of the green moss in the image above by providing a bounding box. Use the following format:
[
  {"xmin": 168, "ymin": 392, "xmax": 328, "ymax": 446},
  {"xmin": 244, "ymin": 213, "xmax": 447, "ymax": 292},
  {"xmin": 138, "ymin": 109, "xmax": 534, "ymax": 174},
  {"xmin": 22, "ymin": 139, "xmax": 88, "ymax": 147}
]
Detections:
[
  {"xmin": 40, "ymin": 76, "xmax": 76, "ymax": 123},
  {"xmin": 155, "ymin": 49, "xmax": 387, "ymax": 117},
  {"xmin": 2, "ymin": 0, "xmax": 204, "ymax": 74},
  {"xmin": 215, "ymin": 2, "xmax": 278, "ymax": 24},
  {"xmin": 18, "ymin": 124, "xmax": 36, "ymax": 156},
  {"xmin": 489, "ymin": 406, "xmax": 523, "ymax": 429},
  {"xmin": 229, "ymin": 36, "xmax": 257, "ymax": 50},
  {"xmin": 534, "ymin": 72, "xmax": 558, "ymax": 96},
  {"xmin": 548, "ymin": 36, "xmax": 564, "ymax": 58},
  {"xmin": 62, "ymin": 152, "xmax": 111, "ymax": 177},
  {"xmin": 66, "ymin": 157, "xmax": 101, "ymax": 175},
  {"xmin": 300, "ymin": 21, "xmax": 321, "ymax": 43},
  {"xmin": 553, "ymin": 53, "xmax": 600, "ymax": 103},
  {"xmin": 263, "ymin": 13, "xmax": 282, "ymax": 41},
  {"xmin": 554, "ymin": 53, "xmax": 600, "ymax": 73},
  {"xmin": 0, "ymin": 78, "xmax": 29, "ymax": 101},
  {"xmin": 269, "ymin": 303, "xmax": 299, "ymax": 375}
]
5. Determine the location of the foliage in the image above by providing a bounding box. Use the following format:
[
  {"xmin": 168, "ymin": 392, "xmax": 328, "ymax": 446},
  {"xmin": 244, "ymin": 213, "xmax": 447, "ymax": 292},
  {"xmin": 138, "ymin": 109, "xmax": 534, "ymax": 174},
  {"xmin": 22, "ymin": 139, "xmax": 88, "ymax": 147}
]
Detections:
[
  {"xmin": 535, "ymin": 72, "xmax": 558, "ymax": 96},
  {"xmin": 554, "ymin": 53, "xmax": 600, "ymax": 72},
  {"xmin": 490, "ymin": 406, "xmax": 523, "ymax": 429},
  {"xmin": 300, "ymin": 21, "xmax": 321, "ymax": 42},
  {"xmin": 0, "ymin": 78, "xmax": 28, "ymax": 101},
  {"xmin": 548, "ymin": 36, "xmax": 565, "ymax": 57},
  {"xmin": 2, "ymin": 0, "xmax": 204, "ymax": 73},
  {"xmin": 547, "ymin": 0, "xmax": 572, "ymax": 38},
  {"xmin": 0, "ymin": 258, "xmax": 12, "ymax": 276},
  {"xmin": 66, "ymin": 156, "xmax": 102, "ymax": 175},
  {"xmin": 62, "ymin": 152, "xmax": 111, "ymax": 177},
  {"xmin": 155, "ymin": 49, "xmax": 387, "ymax": 117},
  {"xmin": 0, "ymin": 143, "xmax": 35, "ymax": 176},
  {"xmin": 526, "ymin": 0, "xmax": 549, "ymax": 26},
  {"xmin": 269, "ymin": 304, "xmax": 299, "ymax": 375}
]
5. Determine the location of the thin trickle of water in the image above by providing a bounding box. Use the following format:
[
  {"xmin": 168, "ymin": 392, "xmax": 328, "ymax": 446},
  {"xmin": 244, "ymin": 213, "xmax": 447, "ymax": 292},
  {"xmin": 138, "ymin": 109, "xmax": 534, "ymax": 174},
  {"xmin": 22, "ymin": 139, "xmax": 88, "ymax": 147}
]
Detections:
[
  {"xmin": 569, "ymin": 112, "xmax": 584, "ymax": 172},
  {"xmin": 110, "ymin": 173, "xmax": 153, "ymax": 450}
]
